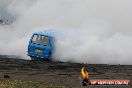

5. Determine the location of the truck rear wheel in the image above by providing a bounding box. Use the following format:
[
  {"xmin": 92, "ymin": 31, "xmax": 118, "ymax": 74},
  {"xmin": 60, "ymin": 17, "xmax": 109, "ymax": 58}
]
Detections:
[
  {"xmin": 30, "ymin": 56, "xmax": 50, "ymax": 62},
  {"xmin": 30, "ymin": 56, "xmax": 37, "ymax": 60}
]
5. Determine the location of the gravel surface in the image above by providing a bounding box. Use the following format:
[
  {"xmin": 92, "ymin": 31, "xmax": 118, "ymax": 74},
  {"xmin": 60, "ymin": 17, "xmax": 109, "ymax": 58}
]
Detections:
[{"xmin": 0, "ymin": 56, "xmax": 132, "ymax": 88}]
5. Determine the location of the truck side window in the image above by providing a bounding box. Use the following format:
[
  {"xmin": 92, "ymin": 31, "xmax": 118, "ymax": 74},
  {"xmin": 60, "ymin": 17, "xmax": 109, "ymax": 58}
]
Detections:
[{"xmin": 32, "ymin": 34, "xmax": 38, "ymax": 42}]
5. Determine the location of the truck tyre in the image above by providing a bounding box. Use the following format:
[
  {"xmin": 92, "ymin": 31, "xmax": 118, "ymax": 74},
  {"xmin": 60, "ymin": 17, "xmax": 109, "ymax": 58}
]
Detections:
[{"xmin": 30, "ymin": 56, "xmax": 37, "ymax": 60}]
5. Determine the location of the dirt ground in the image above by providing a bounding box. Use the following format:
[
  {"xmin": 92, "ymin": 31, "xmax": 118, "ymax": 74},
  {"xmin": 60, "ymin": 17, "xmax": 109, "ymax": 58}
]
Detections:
[{"xmin": 0, "ymin": 56, "xmax": 132, "ymax": 88}]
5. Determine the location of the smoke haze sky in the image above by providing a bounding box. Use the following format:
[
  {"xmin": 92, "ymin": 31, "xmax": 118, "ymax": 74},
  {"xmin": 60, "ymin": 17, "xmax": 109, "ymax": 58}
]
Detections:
[{"xmin": 0, "ymin": 0, "xmax": 132, "ymax": 64}]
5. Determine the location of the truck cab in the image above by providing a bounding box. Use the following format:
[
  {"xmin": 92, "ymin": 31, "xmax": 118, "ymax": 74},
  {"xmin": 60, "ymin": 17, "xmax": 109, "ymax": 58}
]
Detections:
[{"xmin": 27, "ymin": 31, "xmax": 54, "ymax": 60}]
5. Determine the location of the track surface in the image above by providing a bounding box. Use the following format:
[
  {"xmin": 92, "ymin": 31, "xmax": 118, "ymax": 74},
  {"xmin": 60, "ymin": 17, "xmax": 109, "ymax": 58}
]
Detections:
[{"xmin": 0, "ymin": 56, "xmax": 132, "ymax": 88}]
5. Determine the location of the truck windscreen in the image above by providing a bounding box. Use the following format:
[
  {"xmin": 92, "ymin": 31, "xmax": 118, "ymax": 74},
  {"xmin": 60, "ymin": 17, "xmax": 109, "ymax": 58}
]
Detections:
[{"xmin": 31, "ymin": 34, "xmax": 49, "ymax": 46}]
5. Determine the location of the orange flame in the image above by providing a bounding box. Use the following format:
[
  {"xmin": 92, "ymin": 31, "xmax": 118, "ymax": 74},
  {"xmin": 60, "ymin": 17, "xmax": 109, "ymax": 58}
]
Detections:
[{"xmin": 81, "ymin": 67, "xmax": 89, "ymax": 78}]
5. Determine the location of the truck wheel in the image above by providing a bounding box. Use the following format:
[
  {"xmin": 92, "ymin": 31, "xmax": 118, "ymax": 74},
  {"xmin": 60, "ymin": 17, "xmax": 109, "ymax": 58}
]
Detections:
[{"xmin": 30, "ymin": 57, "xmax": 37, "ymax": 60}]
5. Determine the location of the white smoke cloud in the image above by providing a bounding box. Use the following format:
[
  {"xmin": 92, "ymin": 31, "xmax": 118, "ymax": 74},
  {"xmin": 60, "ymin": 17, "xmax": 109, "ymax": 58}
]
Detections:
[{"xmin": 0, "ymin": 0, "xmax": 132, "ymax": 64}]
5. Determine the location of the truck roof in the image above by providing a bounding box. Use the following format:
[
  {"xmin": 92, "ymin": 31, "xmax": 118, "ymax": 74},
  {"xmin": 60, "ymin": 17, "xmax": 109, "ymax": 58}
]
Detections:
[{"xmin": 33, "ymin": 31, "xmax": 54, "ymax": 37}]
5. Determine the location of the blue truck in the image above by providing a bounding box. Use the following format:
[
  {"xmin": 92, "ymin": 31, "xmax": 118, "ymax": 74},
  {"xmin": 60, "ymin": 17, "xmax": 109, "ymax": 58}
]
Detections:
[{"xmin": 27, "ymin": 31, "xmax": 54, "ymax": 60}]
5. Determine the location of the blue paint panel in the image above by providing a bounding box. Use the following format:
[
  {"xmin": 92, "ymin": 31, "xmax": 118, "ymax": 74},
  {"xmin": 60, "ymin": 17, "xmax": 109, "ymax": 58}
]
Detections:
[{"xmin": 27, "ymin": 31, "xmax": 54, "ymax": 60}]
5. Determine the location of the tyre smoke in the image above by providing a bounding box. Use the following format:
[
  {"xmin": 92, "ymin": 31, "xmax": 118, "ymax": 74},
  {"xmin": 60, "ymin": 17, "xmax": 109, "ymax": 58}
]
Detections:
[{"xmin": 0, "ymin": 0, "xmax": 132, "ymax": 64}]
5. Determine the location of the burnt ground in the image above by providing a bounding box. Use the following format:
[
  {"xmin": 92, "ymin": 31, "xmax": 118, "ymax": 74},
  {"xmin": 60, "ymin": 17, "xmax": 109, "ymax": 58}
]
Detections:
[{"xmin": 0, "ymin": 55, "xmax": 132, "ymax": 88}]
